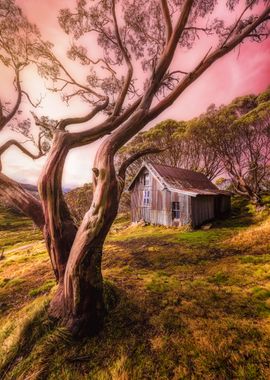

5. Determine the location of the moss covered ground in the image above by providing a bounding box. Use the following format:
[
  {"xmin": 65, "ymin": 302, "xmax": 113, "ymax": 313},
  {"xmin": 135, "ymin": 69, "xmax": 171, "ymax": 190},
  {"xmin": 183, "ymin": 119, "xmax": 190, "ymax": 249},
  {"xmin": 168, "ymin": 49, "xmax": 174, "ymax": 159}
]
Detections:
[{"xmin": 0, "ymin": 198, "xmax": 270, "ymax": 379}]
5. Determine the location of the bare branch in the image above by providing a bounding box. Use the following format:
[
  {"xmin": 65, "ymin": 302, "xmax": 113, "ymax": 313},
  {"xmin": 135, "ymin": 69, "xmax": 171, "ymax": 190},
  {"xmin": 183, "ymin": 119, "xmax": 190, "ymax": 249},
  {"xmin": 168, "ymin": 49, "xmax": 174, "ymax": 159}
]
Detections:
[
  {"xmin": 111, "ymin": 0, "xmax": 133, "ymax": 116},
  {"xmin": 221, "ymin": 0, "xmax": 256, "ymax": 47},
  {"xmin": 31, "ymin": 40, "xmax": 105, "ymax": 100},
  {"xmin": 0, "ymin": 139, "xmax": 44, "ymax": 161},
  {"xmin": 0, "ymin": 69, "xmax": 22, "ymax": 130},
  {"xmin": 118, "ymin": 146, "xmax": 166, "ymax": 180},
  {"xmin": 146, "ymin": 5, "xmax": 270, "ymax": 123},
  {"xmin": 58, "ymin": 97, "xmax": 109, "ymax": 130},
  {"xmin": 21, "ymin": 90, "xmax": 43, "ymax": 108},
  {"xmin": 140, "ymin": 0, "xmax": 194, "ymax": 109},
  {"xmin": 0, "ymin": 172, "xmax": 44, "ymax": 229},
  {"xmin": 69, "ymin": 96, "xmax": 142, "ymax": 148},
  {"xmin": 160, "ymin": 0, "xmax": 173, "ymax": 43}
]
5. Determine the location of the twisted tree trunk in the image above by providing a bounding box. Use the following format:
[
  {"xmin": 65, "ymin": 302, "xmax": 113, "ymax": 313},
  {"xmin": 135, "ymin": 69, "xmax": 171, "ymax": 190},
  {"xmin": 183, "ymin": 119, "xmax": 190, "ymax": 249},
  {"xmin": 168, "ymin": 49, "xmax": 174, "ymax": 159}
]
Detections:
[
  {"xmin": 51, "ymin": 141, "xmax": 120, "ymax": 337},
  {"xmin": 38, "ymin": 132, "xmax": 78, "ymax": 318}
]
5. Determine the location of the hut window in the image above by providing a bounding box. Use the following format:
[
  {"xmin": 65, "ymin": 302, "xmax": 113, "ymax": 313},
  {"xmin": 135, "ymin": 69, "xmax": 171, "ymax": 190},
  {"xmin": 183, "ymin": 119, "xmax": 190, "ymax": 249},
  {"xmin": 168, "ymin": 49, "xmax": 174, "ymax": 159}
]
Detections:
[
  {"xmin": 143, "ymin": 190, "xmax": 150, "ymax": 206},
  {"xmin": 143, "ymin": 173, "xmax": 150, "ymax": 186},
  {"xmin": 172, "ymin": 202, "xmax": 180, "ymax": 219}
]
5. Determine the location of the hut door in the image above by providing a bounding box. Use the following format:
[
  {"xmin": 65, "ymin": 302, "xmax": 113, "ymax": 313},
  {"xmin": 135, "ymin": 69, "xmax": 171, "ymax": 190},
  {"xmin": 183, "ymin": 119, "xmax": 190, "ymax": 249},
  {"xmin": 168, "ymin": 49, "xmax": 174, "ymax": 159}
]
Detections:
[{"xmin": 172, "ymin": 201, "xmax": 180, "ymax": 220}]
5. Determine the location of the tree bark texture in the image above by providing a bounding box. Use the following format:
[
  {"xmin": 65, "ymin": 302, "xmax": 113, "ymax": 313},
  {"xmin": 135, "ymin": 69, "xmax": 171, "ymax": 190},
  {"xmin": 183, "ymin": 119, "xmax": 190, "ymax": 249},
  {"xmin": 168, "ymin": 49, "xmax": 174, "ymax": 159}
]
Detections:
[
  {"xmin": 0, "ymin": 172, "xmax": 44, "ymax": 229},
  {"xmin": 59, "ymin": 141, "xmax": 119, "ymax": 337},
  {"xmin": 38, "ymin": 132, "xmax": 77, "ymax": 283}
]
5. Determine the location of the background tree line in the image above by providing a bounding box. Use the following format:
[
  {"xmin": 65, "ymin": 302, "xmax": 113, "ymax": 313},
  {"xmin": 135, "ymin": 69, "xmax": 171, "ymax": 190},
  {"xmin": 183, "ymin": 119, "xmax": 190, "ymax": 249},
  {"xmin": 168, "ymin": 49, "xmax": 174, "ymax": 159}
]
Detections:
[{"xmin": 119, "ymin": 87, "xmax": 270, "ymax": 205}]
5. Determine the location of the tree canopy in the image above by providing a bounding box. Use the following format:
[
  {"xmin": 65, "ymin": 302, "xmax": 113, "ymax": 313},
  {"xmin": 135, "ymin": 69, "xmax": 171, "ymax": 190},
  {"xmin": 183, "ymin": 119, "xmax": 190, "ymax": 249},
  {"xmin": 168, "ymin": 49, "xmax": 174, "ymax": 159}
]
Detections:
[{"xmin": 120, "ymin": 87, "xmax": 270, "ymax": 203}]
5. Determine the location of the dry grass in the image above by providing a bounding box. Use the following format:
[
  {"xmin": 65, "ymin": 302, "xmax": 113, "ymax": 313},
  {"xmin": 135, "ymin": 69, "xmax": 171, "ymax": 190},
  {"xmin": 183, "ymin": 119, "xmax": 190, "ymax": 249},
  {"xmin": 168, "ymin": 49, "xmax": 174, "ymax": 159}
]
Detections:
[
  {"xmin": 228, "ymin": 216, "xmax": 270, "ymax": 255},
  {"xmin": 0, "ymin": 200, "xmax": 270, "ymax": 379}
]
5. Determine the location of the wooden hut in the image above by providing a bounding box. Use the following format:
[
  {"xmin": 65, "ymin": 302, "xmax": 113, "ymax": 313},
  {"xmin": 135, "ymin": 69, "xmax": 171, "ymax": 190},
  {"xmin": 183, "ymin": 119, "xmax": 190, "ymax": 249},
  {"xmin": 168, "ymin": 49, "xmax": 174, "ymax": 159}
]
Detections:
[{"xmin": 128, "ymin": 162, "xmax": 231, "ymax": 228}]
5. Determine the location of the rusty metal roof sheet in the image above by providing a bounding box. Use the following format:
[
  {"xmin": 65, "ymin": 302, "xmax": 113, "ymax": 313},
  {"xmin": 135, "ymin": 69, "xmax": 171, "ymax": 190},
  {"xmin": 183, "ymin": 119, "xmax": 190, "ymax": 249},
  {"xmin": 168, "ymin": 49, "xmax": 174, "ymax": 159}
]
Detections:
[
  {"xmin": 149, "ymin": 163, "xmax": 231, "ymax": 196},
  {"xmin": 128, "ymin": 162, "xmax": 231, "ymax": 197}
]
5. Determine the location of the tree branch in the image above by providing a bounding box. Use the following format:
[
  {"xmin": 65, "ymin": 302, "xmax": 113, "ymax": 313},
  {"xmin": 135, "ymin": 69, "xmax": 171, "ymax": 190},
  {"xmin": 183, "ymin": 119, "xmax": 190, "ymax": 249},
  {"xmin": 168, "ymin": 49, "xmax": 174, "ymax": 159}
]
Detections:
[
  {"xmin": 58, "ymin": 97, "xmax": 109, "ymax": 130},
  {"xmin": 0, "ymin": 69, "xmax": 22, "ymax": 130},
  {"xmin": 118, "ymin": 146, "xmax": 166, "ymax": 180},
  {"xmin": 69, "ymin": 96, "xmax": 142, "ymax": 148},
  {"xmin": 140, "ymin": 0, "xmax": 194, "ymax": 109},
  {"xmin": 0, "ymin": 172, "xmax": 44, "ymax": 229},
  {"xmin": 221, "ymin": 0, "xmax": 256, "ymax": 47},
  {"xmin": 160, "ymin": 0, "xmax": 173, "ymax": 43},
  {"xmin": 0, "ymin": 139, "xmax": 44, "ymax": 161},
  {"xmin": 111, "ymin": 0, "xmax": 133, "ymax": 116},
  {"xmin": 146, "ymin": 5, "xmax": 270, "ymax": 123},
  {"xmin": 21, "ymin": 90, "xmax": 43, "ymax": 108}
]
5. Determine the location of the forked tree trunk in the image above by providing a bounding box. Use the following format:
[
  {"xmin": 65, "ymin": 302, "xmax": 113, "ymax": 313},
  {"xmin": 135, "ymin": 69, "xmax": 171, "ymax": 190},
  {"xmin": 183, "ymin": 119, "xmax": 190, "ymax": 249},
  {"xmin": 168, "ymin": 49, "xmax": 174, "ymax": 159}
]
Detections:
[{"xmin": 49, "ymin": 141, "xmax": 120, "ymax": 337}]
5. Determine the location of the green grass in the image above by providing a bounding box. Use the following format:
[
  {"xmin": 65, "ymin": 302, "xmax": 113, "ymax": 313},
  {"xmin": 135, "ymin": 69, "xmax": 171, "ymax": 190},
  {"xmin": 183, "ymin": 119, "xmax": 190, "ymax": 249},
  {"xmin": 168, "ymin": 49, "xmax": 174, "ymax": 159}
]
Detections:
[
  {"xmin": 28, "ymin": 279, "xmax": 56, "ymax": 297},
  {"xmin": 0, "ymin": 206, "xmax": 42, "ymax": 250},
  {"xmin": 0, "ymin": 198, "xmax": 270, "ymax": 379}
]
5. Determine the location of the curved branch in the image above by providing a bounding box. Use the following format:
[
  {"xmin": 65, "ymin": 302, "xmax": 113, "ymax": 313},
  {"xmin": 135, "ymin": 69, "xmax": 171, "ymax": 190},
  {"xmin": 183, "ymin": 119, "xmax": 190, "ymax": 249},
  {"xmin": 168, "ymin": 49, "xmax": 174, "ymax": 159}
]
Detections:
[
  {"xmin": 0, "ymin": 69, "xmax": 22, "ymax": 130},
  {"xmin": 69, "ymin": 96, "xmax": 142, "ymax": 148},
  {"xmin": 0, "ymin": 172, "xmax": 44, "ymax": 229},
  {"xmin": 30, "ymin": 40, "xmax": 105, "ymax": 100},
  {"xmin": 111, "ymin": 0, "xmax": 133, "ymax": 116},
  {"xmin": 161, "ymin": 0, "xmax": 173, "ymax": 43},
  {"xmin": 0, "ymin": 139, "xmax": 44, "ymax": 160},
  {"xmin": 118, "ymin": 146, "xmax": 166, "ymax": 180},
  {"xmin": 21, "ymin": 90, "xmax": 43, "ymax": 108},
  {"xmin": 58, "ymin": 97, "xmax": 109, "ymax": 130},
  {"xmin": 221, "ymin": 0, "xmax": 256, "ymax": 47},
  {"xmin": 140, "ymin": 0, "xmax": 194, "ymax": 109},
  {"xmin": 146, "ymin": 5, "xmax": 270, "ymax": 123}
]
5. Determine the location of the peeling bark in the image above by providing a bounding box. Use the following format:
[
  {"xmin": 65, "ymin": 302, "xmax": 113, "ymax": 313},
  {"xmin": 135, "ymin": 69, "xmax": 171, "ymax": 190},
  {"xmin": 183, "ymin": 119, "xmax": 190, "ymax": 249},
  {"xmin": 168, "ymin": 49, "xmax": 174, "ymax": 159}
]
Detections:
[
  {"xmin": 60, "ymin": 142, "xmax": 119, "ymax": 337},
  {"xmin": 38, "ymin": 131, "xmax": 77, "ymax": 284}
]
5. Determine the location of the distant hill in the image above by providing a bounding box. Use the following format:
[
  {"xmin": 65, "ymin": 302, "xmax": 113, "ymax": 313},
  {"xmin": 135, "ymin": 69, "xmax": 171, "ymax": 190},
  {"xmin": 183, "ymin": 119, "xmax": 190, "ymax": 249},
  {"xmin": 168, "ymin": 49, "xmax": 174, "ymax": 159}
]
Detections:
[
  {"xmin": 20, "ymin": 183, "xmax": 72, "ymax": 194},
  {"xmin": 20, "ymin": 183, "xmax": 38, "ymax": 193}
]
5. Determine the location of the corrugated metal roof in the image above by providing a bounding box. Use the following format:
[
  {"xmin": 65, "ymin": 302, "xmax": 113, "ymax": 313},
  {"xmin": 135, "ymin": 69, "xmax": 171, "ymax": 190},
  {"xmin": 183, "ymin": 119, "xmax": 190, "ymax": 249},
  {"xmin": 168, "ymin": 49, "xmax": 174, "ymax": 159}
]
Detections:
[
  {"xmin": 150, "ymin": 163, "xmax": 230, "ymax": 196},
  {"xmin": 128, "ymin": 161, "xmax": 231, "ymax": 197}
]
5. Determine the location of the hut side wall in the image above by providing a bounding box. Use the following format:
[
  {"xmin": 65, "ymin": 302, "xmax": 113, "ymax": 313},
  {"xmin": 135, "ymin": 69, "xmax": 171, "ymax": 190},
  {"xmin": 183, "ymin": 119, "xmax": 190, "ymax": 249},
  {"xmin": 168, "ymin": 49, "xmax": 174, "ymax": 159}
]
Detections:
[
  {"xmin": 191, "ymin": 195, "xmax": 215, "ymax": 227},
  {"xmin": 220, "ymin": 195, "xmax": 231, "ymax": 214}
]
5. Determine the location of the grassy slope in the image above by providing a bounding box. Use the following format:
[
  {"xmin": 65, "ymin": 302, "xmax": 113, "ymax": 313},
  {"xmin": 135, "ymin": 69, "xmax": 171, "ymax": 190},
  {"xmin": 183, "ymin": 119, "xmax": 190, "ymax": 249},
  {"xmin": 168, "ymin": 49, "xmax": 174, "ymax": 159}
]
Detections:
[{"xmin": 0, "ymin": 200, "xmax": 270, "ymax": 379}]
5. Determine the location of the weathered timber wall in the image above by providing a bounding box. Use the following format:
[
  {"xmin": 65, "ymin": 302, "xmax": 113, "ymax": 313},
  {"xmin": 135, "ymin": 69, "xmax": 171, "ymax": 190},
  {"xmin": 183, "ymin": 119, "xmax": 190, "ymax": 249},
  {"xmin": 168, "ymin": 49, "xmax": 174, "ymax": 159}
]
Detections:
[
  {"xmin": 130, "ymin": 169, "xmax": 231, "ymax": 227},
  {"xmin": 130, "ymin": 169, "xmax": 191, "ymax": 226},
  {"xmin": 191, "ymin": 195, "xmax": 215, "ymax": 227}
]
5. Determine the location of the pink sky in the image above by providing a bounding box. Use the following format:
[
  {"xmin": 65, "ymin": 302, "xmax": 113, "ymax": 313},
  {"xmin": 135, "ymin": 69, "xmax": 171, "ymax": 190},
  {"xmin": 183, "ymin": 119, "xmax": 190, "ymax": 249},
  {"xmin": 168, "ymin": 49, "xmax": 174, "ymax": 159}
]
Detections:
[{"xmin": 1, "ymin": 1, "xmax": 270, "ymax": 187}]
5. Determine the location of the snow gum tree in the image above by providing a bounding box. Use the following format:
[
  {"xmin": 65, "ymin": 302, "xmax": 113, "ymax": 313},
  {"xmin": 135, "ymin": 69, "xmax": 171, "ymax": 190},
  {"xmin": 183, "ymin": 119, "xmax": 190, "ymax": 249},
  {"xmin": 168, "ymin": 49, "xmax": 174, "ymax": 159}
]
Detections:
[{"xmin": 0, "ymin": 0, "xmax": 269, "ymax": 337}]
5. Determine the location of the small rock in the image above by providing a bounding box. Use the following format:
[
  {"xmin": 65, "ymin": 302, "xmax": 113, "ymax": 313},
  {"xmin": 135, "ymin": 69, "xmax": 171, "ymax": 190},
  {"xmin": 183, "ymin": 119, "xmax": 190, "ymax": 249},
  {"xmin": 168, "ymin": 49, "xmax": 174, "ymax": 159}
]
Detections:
[{"xmin": 201, "ymin": 223, "xmax": 212, "ymax": 230}]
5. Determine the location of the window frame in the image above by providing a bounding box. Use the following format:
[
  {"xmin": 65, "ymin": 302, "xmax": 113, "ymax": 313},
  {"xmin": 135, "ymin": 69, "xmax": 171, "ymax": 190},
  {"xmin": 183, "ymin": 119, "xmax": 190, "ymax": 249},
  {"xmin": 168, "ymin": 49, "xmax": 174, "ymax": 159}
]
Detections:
[
  {"xmin": 143, "ymin": 172, "xmax": 150, "ymax": 186},
  {"xmin": 143, "ymin": 189, "xmax": 150, "ymax": 206},
  {"xmin": 172, "ymin": 201, "xmax": 180, "ymax": 220}
]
